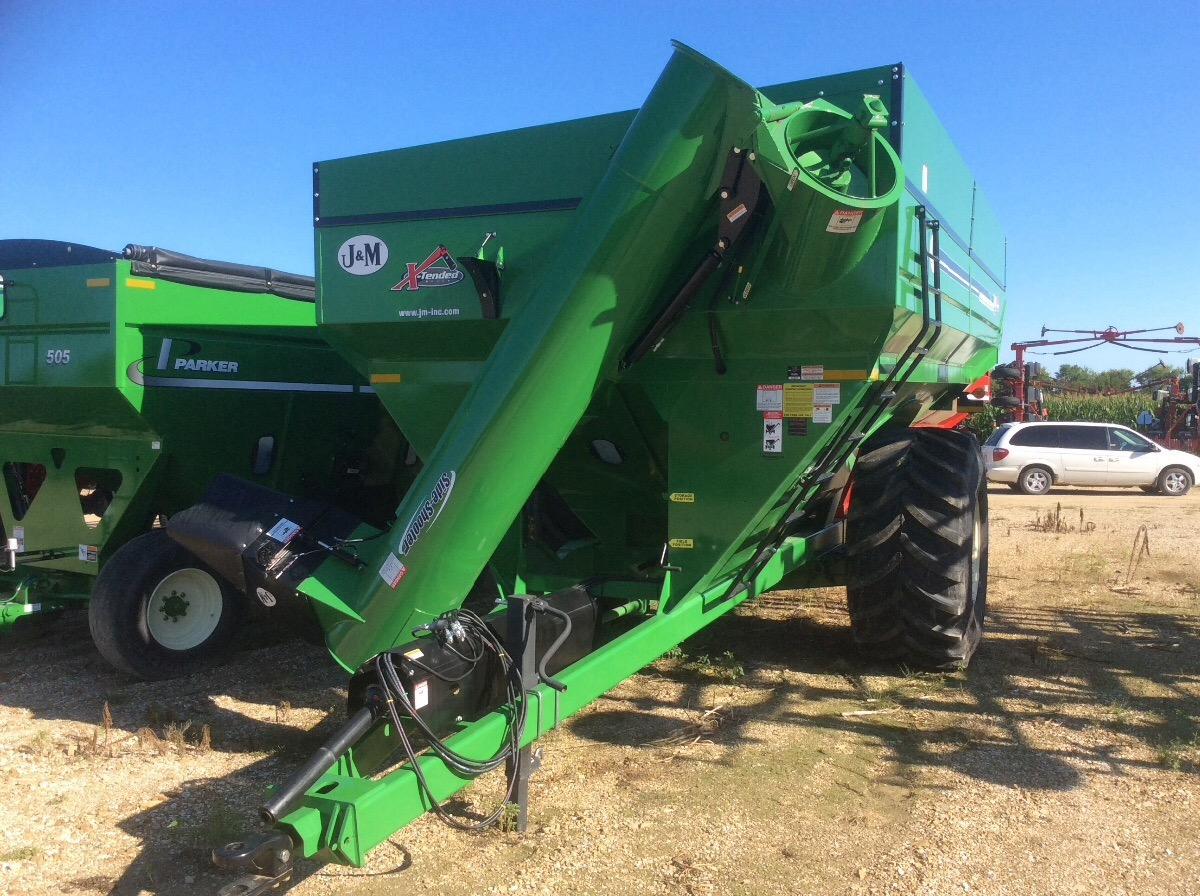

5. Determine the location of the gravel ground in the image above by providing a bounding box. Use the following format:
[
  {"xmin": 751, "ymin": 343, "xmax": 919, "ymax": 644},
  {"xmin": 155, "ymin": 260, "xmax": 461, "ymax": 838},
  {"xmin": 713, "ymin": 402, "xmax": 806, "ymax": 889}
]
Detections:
[{"xmin": 1, "ymin": 486, "xmax": 1197, "ymax": 895}]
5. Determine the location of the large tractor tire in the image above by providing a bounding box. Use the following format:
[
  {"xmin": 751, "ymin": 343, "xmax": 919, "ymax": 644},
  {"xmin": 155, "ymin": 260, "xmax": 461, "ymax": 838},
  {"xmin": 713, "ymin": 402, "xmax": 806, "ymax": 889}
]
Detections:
[
  {"xmin": 844, "ymin": 427, "xmax": 988, "ymax": 669},
  {"xmin": 89, "ymin": 529, "xmax": 241, "ymax": 679},
  {"xmin": 992, "ymin": 365, "xmax": 1022, "ymax": 381}
]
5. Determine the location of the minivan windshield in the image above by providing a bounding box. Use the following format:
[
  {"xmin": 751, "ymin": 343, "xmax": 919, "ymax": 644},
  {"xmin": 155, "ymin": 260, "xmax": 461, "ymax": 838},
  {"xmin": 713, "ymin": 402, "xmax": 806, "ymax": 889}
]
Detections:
[{"xmin": 984, "ymin": 425, "xmax": 1010, "ymax": 447}]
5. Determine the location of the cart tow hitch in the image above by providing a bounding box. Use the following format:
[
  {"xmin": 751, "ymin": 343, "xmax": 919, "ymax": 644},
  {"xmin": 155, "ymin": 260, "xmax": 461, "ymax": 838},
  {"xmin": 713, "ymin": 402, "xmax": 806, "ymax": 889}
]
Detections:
[
  {"xmin": 212, "ymin": 702, "xmax": 380, "ymax": 894},
  {"xmin": 212, "ymin": 830, "xmax": 296, "ymax": 896}
]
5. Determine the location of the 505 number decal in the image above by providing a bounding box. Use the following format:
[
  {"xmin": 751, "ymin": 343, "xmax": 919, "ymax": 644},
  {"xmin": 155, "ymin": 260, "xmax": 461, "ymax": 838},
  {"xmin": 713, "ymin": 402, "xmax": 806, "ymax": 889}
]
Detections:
[{"xmin": 45, "ymin": 349, "xmax": 71, "ymax": 365}]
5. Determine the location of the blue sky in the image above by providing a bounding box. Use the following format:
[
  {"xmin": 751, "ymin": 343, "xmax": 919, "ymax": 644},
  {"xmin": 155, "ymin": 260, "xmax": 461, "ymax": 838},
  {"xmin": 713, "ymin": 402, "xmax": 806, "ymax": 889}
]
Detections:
[{"xmin": 3, "ymin": 1, "xmax": 1197, "ymax": 372}]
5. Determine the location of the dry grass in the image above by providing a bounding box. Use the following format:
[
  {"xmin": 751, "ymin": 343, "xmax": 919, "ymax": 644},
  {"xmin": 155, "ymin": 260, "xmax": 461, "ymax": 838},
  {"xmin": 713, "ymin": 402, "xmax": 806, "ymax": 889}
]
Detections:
[
  {"xmin": 0, "ymin": 487, "xmax": 1197, "ymax": 896},
  {"xmin": 1028, "ymin": 501, "xmax": 1093, "ymax": 533}
]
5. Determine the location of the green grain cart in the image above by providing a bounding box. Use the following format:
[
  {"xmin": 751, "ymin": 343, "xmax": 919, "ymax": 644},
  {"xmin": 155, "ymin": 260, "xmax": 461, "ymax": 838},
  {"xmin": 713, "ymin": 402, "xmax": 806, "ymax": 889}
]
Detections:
[
  {"xmin": 0, "ymin": 240, "xmax": 411, "ymax": 678},
  {"xmin": 160, "ymin": 44, "xmax": 1004, "ymax": 891}
]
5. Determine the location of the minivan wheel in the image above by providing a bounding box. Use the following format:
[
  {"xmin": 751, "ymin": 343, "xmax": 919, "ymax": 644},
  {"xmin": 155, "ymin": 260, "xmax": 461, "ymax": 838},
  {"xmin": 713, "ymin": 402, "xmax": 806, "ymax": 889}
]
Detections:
[
  {"xmin": 1018, "ymin": 465, "xmax": 1053, "ymax": 495},
  {"xmin": 1157, "ymin": 466, "xmax": 1192, "ymax": 497}
]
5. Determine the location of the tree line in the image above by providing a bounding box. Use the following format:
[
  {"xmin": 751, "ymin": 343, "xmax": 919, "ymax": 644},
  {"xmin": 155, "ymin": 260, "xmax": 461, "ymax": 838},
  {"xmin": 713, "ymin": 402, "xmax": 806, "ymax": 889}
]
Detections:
[{"xmin": 1045, "ymin": 362, "xmax": 1195, "ymax": 394}]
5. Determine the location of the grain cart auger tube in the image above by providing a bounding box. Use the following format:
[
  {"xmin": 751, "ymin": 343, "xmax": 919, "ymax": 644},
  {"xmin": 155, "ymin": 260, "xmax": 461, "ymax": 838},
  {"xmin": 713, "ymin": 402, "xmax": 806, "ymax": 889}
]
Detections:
[
  {"xmin": 0, "ymin": 240, "xmax": 413, "ymax": 678},
  {"xmin": 202, "ymin": 43, "xmax": 1004, "ymax": 891}
]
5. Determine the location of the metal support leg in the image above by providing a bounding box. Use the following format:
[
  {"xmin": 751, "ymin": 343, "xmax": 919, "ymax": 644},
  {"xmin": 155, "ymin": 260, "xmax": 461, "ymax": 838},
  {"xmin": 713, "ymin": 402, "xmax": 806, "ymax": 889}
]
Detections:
[{"xmin": 505, "ymin": 595, "xmax": 537, "ymax": 832}]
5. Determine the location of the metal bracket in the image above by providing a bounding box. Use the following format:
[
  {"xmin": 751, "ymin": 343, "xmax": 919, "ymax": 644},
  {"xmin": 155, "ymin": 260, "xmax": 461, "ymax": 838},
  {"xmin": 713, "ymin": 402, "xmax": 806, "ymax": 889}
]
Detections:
[
  {"xmin": 217, "ymin": 870, "xmax": 293, "ymax": 896},
  {"xmin": 459, "ymin": 256, "xmax": 502, "ymax": 320},
  {"xmin": 620, "ymin": 148, "xmax": 765, "ymax": 368},
  {"xmin": 505, "ymin": 595, "xmax": 537, "ymax": 833},
  {"xmin": 502, "ymin": 595, "xmax": 563, "ymax": 832},
  {"xmin": 213, "ymin": 831, "xmax": 296, "ymax": 895}
]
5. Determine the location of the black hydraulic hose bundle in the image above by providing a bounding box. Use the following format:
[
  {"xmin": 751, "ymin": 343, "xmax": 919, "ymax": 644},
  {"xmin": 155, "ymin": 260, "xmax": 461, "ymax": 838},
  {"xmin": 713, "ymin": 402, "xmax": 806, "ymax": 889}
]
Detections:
[
  {"xmin": 259, "ymin": 608, "xmax": 527, "ymax": 830},
  {"xmin": 375, "ymin": 608, "xmax": 528, "ymax": 831}
]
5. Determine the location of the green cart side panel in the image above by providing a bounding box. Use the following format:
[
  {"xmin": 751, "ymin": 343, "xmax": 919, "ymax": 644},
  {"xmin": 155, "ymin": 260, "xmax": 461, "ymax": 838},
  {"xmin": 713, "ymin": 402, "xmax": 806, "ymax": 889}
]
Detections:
[{"xmin": 0, "ymin": 255, "xmax": 405, "ymax": 619}]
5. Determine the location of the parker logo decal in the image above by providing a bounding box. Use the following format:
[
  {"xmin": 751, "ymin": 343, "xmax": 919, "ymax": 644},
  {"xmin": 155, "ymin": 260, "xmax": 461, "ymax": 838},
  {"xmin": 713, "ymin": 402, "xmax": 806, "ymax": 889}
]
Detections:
[
  {"xmin": 157, "ymin": 338, "xmax": 239, "ymax": 373},
  {"xmin": 126, "ymin": 338, "xmax": 354, "ymax": 395},
  {"xmin": 337, "ymin": 235, "xmax": 389, "ymax": 276},
  {"xmin": 398, "ymin": 471, "xmax": 456, "ymax": 554},
  {"xmin": 390, "ymin": 246, "xmax": 465, "ymax": 292}
]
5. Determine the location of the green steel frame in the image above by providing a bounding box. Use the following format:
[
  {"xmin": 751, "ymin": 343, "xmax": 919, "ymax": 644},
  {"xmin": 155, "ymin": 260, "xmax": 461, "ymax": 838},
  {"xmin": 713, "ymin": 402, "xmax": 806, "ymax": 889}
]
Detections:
[{"xmin": 287, "ymin": 533, "xmax": 833, "ymax": 866}]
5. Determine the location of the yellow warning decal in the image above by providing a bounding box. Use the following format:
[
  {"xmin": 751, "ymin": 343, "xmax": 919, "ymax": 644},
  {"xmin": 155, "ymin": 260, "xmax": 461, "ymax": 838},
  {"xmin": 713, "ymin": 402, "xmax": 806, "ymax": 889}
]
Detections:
[
  {"xmin": 783, "ymin": 384, "xmax": 814, "ymax": 418},
  {"xmin": 668, "ymin": 538, "xmax": 694, "ymax": 549},
  {"xmin": 85, "ymin": 278, "xmax": 111, "ymax": 288},
  {"xmin": 669, "ymin": 492, "xmax": 695, "ymax": 504},
  {"xmin": 125, "ymin": 277, "xmax": 157, "ymax": 290},
  {"xmin": 370, "ymin": 373, "xmax": 404, "ymax": 384}
]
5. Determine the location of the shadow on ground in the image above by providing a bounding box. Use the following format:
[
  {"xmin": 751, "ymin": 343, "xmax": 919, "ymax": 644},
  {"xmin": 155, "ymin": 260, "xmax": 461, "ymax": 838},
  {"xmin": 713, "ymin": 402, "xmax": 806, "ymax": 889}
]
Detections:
[
  {"xmin": 29, "ymin": 586, "xmax": 1200, "ymax": 895},
  {"xmin": 569, "ymin": 592, "xmax": 1200, "ymax": 795},
  {"xmin": 0, "ymin": 609, "xmax": 345, "ymax": 755}
]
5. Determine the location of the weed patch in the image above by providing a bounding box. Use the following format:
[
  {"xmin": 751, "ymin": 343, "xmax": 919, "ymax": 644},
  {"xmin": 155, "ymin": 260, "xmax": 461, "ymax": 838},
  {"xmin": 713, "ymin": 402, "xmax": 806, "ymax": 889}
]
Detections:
[{"xmin": 0, "ymin": 845, "xmax": 41, "ymax": 862}]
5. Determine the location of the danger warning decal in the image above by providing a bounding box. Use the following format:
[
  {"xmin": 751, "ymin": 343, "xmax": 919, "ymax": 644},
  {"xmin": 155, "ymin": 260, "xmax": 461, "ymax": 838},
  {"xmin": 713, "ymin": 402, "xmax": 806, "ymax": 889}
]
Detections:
[
  {"xmin": 826, "ymin": 209, "xmax": 863, "ymax": 234},
  {"xmin": 756, "ymin": 384, "xmax": 783, "ymax": 412},
  {"xmin": 390, "ymin": 246, "xmax": 466, "ymax": 292}
]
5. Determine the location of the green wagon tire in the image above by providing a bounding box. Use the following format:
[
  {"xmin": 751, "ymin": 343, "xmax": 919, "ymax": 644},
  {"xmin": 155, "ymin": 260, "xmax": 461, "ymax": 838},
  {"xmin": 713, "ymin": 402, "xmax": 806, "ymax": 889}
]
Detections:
[
  {"xmin": 843, "ymin": 428, "xmax": 989, "ymax": 669},
  {"xmin": 88, "ymin": 529, "xmax": 241, "ymax": 679}
]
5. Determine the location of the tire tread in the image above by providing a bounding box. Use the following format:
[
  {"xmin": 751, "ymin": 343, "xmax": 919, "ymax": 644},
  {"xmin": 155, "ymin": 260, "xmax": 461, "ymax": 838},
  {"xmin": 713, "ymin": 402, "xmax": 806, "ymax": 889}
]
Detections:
[{"xmin": 844, "ymin": 428, "xmax": 988, "ymax": 669}]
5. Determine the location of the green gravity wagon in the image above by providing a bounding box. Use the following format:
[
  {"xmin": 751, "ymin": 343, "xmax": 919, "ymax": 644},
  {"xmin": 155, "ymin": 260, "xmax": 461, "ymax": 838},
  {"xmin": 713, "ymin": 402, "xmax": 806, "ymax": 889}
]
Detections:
[
  {"xmin": 159, "ymin": 44, "xmax": 1004, "ymax": 891},
  {"xmin": 0, "ymin": 240, "xmax": 412, "ymax": 677}
]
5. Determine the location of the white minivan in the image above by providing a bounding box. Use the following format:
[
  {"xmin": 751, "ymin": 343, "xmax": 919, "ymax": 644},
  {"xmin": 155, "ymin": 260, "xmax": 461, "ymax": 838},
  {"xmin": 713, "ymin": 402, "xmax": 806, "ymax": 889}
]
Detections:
[{"xmin": 983, "ymin": 421, "xmax": 1200, "ymax": 496}]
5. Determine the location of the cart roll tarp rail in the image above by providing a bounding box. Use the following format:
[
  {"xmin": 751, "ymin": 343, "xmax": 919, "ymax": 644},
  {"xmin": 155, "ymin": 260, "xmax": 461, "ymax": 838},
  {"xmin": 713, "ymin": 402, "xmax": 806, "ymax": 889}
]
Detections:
[
  {"xmin": 0, "ymin": 239, "xmax": 119, "ymax": 269},
  {"xmin": 122, "ymin": 244, "xmax": 315, "ymax": 302}
]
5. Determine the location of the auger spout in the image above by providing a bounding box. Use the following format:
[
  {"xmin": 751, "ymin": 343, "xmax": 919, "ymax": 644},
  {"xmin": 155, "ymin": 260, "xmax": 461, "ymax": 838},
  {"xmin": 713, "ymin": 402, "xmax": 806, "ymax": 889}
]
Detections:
[{"xmin": 305, "ymin": 42, "xmax": 765, "ymax": 670}]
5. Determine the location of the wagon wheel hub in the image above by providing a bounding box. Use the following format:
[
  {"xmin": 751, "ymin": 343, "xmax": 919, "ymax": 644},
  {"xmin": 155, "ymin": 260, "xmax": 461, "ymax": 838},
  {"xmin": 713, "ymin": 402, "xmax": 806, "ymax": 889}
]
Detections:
[{"xmin": 159, "ymin": 589, "xmax": 190, "ymax": 622}]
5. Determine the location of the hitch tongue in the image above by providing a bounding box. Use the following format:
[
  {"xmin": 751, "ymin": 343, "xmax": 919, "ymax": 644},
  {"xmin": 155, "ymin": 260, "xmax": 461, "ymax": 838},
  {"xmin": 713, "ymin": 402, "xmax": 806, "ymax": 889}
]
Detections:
[
  {"xmin": 214, "ymin": 705, "xmax": 378, "ymax": 893},
  {"xmin": 259, "ymin": 704, "xmax": 376, "ymax": 823},
  {"xmin": 213, "ymin": 830, "xmax": 296, "ymax": 896}
]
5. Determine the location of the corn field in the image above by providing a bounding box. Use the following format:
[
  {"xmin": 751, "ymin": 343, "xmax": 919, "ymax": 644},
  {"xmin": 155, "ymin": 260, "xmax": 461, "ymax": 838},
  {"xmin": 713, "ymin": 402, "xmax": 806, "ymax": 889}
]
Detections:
[{"xmin": 966, "ymin": 394, "xmax": 1160, "ymax": 439}]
